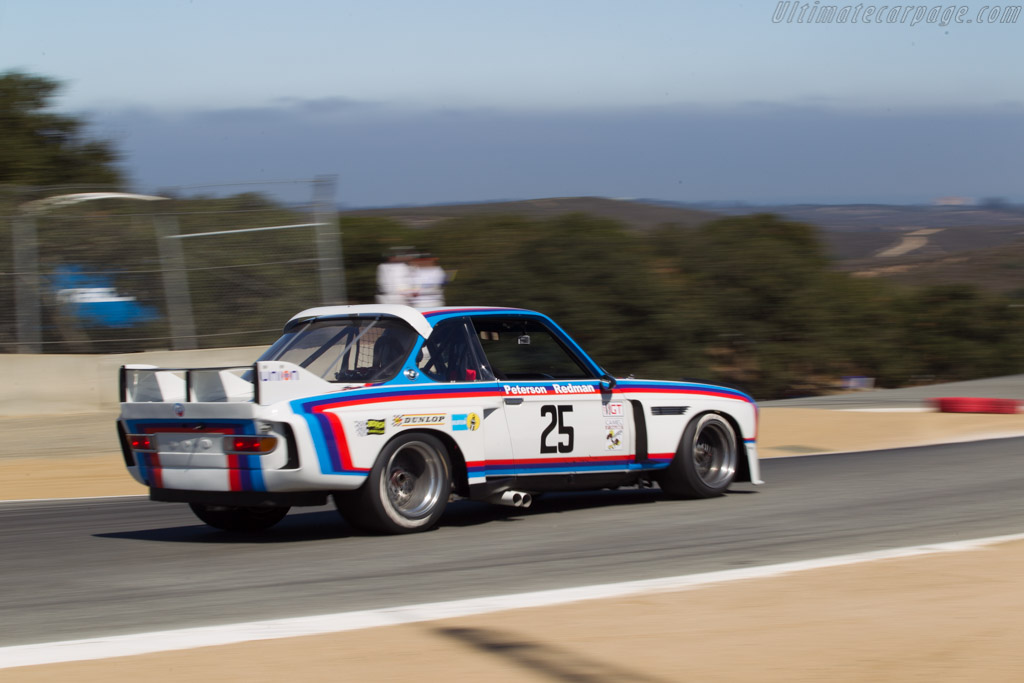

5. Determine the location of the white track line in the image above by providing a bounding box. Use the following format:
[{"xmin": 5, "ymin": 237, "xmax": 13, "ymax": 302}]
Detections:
[
  {"xmin": 771, "ymin": 430, "xmax": 1024, "ymax": 459},
  {"xmin": 3, "ymin": 532, "xmax": 1024, "ymax": 670},
  {"xmin": 839, "ymin": 407, "xmax": 932, "ymax": 413},
  {"xmin": 0, "ymin": 494, "xmax": 145, "ymax": 505}
]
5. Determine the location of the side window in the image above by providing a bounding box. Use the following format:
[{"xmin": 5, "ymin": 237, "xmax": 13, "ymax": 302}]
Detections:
[
  {"xmin": 471, "ymin": 317, "xmax": 594, "ymax": 381},
  {"xmin": 417, "ymin": 318, "xmax": 494, "ymax": 382}
]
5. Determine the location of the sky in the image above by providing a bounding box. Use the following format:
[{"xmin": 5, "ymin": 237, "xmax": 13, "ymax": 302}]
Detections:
[{"xmin": 1, "ymin": 0, "xmax": 1022, "ymax": 206}]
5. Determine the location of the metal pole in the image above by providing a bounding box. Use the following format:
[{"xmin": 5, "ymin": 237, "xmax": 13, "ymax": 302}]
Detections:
[
  {"xmin": 12, "ymin": 215, "xmax": 41, "ymax": 353},
  {"xmin": 313, "ymin": 175, "xmax": 345, "ymax": 305},
  {"xmin": 155, "ymin": 215, "xmax": 198, "ymax": 350}
]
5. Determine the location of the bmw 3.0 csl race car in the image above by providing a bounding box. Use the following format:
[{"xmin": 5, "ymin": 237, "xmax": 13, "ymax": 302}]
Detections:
[{"xmin": 118, "ymin": 305, "xmax": 762, "ymax": 534}]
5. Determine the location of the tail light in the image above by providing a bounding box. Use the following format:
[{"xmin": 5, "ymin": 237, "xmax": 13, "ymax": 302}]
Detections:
[
  {"xmin": 128, "ymin": 435, "xmax": 154, "ymax": 452},
  {"xmin": 223, "ymin": 435, "xmax": 278, "ymax": 454}
]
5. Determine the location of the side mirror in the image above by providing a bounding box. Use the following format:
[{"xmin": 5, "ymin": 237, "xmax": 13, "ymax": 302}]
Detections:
[{"xmin": 600, "ymin": 373, "xmax": 617, "ymax": 390}]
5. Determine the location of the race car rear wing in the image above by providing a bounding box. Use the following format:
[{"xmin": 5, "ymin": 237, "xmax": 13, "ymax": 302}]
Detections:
[{"xmin": 120, "ymin": 361, "xmax": 336, "ymax": 406}]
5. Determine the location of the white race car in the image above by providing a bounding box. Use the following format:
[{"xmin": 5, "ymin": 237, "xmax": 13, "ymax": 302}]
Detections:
[{"xmin": 118, "ymin": 305, "xmax": 761, "ymax": 534}]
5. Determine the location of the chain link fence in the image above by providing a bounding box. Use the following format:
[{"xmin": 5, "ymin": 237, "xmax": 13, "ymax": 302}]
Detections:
[{"xmin": 1, "ymin": 179, "xmax": 343, "ymax": 354}]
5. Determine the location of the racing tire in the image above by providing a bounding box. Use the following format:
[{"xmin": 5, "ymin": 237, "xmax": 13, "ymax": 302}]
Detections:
[
  {"xmin": 338, "ymin": 433, "xmax": 452, "ymax": 535},
  {"xmin": 657, "ymin": 412, "xmax": 737, "ymax": 499},
  {"xmin": 188, "ymin": 503, "xmax": 290, "ymax": 531}
]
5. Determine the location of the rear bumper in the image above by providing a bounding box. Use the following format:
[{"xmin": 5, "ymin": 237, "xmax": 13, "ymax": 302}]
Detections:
[{"xmin": 744, "ymin": 441, "xmax": 764, "ymax": 485}]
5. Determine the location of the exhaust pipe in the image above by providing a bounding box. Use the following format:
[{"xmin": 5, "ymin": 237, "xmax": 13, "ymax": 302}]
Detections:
[{"xmin": 487, "ymin": 490, "xmax": 533, "ymax": 508}]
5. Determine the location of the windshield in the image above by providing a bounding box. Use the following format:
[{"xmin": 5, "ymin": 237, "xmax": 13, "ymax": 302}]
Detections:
[{"xmin": 258, "ymin": 316, "xmax": 420, "ymax": 383}]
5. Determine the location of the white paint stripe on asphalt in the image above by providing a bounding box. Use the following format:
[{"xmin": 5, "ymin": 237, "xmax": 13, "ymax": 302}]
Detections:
[
  {"xmin": 4, "ymin": 532, "xmax": 1024, "ymax": 670},
  {"xmin": 771, "ymin": 430, "xmax": 1024, "ymax": 459},
  {"xmin": 0, "ymin": 494, "xmax": 145, "ymax": 505},
  {"xmin": 839, "ymin": 407, "xmax": 932, "ymax": 413}
]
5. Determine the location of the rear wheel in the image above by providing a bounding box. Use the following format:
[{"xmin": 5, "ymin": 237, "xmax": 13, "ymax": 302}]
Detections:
[
  {"xmin": 338, "ymin": 433, "xmax": 451, "ymax": 534},
  {"xmin": 188, "ymin": 503, "xmax": 290, "ymax": 531},
  {"xmin": 658, "ymin": 413, "xmax": 737, "ymax": 499}
]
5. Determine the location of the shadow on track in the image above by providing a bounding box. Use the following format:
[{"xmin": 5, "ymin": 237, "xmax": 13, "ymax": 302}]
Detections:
[
  {"xmin": 94, "ymin": 487, "xmax": 751, "ymax": 543},
  {"xmin": 439, "ymin": 487, "xmax": 667, "ymax": 528},
  {"xmin": 94, "ymin": 509, "xmax": 355, "ymax": 543}
]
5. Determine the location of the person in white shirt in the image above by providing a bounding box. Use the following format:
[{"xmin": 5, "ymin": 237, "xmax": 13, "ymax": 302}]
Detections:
[
  {"xmin": 376, "ymin": 250, "xmax": 414, "ymax": 305},
  {"xmin": 410, "ymin": 253, "xmax": 448, "ymax": 309}
]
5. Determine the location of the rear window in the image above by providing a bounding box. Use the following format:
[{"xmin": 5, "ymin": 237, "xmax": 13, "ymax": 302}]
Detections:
[{"xmin": 259, "ymin": 316, "xmax": 419, "ymax": 383}]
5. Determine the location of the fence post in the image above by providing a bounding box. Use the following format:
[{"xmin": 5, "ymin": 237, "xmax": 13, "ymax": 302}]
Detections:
[
  {"xmin": 155, "ymin": 214, "xmax": 198, "ymax": 350},
  {"xmin": 313, "ymin": 175, "xmax": 345, "ymax": 305},
  {"xmin": 12, "ymin": 215, "xmax": 41, "ymax": 353}
]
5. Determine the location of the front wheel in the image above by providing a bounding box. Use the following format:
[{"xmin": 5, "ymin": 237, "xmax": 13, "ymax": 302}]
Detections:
[
  {"xmin": 188, "ymin": 503, "xmax": 290, "ymax": 531},
  {"xmin": 338, "ymin": 433, "xmax": 452, "ymax": 534},
  {"xmin": 657, "ymin": 413, "xmax": 737, "ymax": 499}
]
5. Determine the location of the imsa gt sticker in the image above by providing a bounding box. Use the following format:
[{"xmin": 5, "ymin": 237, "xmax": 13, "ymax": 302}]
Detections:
[{"xmin": 602, "ymin": 402, "xmax": 624, "ymax": 417}]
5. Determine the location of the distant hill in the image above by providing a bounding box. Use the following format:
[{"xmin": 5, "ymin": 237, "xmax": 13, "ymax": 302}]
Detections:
[
  {"xmin": 757, "ymin": 206, "xmax": 1024, "ymax": 292},
  {"xmin": 341, "ymin": 196, "xmax": 1024, "ymax": 293},
  {"xmin": 642, "ymin": 201, "xmax": 1024, "ymax": 285},
  {"xmin": 826, "ymin": 223, "xmax": 1024, "ymax": 260},
  {"xmin": 341, "ymin": 196, "xmax": 719, "ymax": 231},
  {"xmin": 647, "ymin": 200, "xmax": 1024, "ymax": 232},
  {"xmin": 840, "ymin": 235, "xmax": 1024, "ymax": 294}
]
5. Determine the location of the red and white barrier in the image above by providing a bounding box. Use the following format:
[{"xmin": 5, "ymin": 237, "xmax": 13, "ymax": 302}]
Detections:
[{"xmin": 932, "ymin": 397, "xmax": 1021, "ymax": 414}]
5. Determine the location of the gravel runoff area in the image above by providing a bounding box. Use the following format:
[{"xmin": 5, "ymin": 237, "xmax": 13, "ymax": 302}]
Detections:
[
  {"xmin": 6, "ymin": 538, "xmax": 1024, "ymax": 682},
  {"xmin": 4, "ymin": 388, "xmax": 1024, "ymax": 680}
]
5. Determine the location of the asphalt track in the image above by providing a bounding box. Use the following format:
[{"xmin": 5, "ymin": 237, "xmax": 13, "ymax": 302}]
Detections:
[{"xmin": 4, "ymin": 437, "xmax": 1023, "ymax": 648}]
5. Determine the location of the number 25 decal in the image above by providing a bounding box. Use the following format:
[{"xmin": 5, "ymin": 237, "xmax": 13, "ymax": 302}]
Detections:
[{"xmin": 540, "ymin": 404, "xmax": 574, "ymax": 454}]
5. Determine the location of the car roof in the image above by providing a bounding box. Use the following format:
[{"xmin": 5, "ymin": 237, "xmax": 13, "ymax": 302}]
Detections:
[
  {"xmin": 421, "ymin": 306, "xmax": 533, "ymax": 322},
  {"xmin": 287, "ymin": 304, "xmax": 435, "ymax": 338},
  {"xmin": 287, "ymin": 305, "xmax": 543, "ymax": 339},
  {"xmin": 284, "ymin": 305, "xmax": 561, "ymax": 339}
]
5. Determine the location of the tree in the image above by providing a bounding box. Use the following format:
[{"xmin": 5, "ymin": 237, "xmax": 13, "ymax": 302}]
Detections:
[
  {"xmin": 902, "ymin": 284, "xmax": 1024, "ymax": 382},
  {"xmin": 0, "ymin": 71, "xmax": 122, "ymax": 188},
  {"xmin": 428, "ymin": 212, "xmax": 696, "ymax": 379}
]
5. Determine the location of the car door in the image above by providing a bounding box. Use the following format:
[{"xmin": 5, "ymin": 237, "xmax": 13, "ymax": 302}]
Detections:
[
  {"xmin": 414, "ymin": 316, "xmax": 515, "ymax": 467},
  {"xmin": 469, "ymin": 315, "xmax": 606, "ymax": 479}
]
